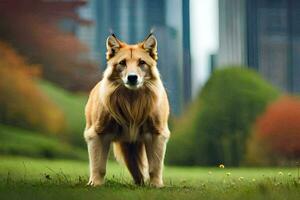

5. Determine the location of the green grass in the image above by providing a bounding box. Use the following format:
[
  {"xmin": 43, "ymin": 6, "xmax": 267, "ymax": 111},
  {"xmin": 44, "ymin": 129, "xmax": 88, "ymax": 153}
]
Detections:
[
  {"xmin": 37, "ymin": 80, "xmax": 88, "ymax": 147},
  {"xmin": 0, "ymin": 156, "xmax": 299, "ymax": 200},
  {"xmin": 0, "ymin": 124, "xmax": 86, "ymax": 160}
]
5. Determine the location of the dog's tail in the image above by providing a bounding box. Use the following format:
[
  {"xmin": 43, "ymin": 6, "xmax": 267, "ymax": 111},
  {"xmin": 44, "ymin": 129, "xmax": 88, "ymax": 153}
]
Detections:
[{"xmin": 113, "ymin": 142, "xmax": 148, "ymax": 185}]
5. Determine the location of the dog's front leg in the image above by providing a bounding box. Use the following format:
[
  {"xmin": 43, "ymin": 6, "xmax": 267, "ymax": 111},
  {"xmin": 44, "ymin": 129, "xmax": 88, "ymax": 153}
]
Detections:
[
  {"xmin": 84, "ymin": 128, "xmax": 111, "ymax": 186},
  {"xmin": 145, "ymin": 132, "xmax": 169, "ymax": 188}
]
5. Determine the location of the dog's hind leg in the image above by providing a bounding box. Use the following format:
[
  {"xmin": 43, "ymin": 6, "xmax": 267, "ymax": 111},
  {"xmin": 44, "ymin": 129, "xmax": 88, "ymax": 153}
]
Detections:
[
  {"xmin": 84, "ymin": 127, "xmax": 111, "ymax": 186},
  {"xmin": 145, "ymin": 132, "xmax": 169, "ymax": 188}
]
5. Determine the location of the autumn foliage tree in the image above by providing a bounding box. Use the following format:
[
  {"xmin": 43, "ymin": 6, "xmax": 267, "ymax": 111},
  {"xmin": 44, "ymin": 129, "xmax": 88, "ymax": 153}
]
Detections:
[
  {"xmin": 247, "ymin": 96, "xmax": 300, "ymax": 165},
  {"xmin": 0, "ymin": 42, "xmax": 66, "ymax": 134},
  {"xmin": 0, "ymin": 0, "xmax": 99, "ymax": 91}
]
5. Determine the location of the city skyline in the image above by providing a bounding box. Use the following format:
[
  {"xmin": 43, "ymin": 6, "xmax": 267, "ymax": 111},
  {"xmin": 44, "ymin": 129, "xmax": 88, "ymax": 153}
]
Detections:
[{"xmin": 73, "ymin": 0, "xmax": 300, "ymax": 112}]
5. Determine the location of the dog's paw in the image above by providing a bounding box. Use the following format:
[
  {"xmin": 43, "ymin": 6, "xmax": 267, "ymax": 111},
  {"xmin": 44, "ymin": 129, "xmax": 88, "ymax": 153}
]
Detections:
[
  {"xmin": 150, "ymin": 179, "xmax": 164, "ymax": 188},
  {"xmin": 87, "ymin": 178, "xmax": 104, "ymax": 187},
  {"xmin": 151, "ymin": 183, "xmax": 164, "ymax": 188}
]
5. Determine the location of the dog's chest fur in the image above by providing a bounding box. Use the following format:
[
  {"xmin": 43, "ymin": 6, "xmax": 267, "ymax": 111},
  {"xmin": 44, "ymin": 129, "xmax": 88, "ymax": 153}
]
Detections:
[{"xmin": 100, "ymin": 87, "xmax": 159, "ymax": 142}]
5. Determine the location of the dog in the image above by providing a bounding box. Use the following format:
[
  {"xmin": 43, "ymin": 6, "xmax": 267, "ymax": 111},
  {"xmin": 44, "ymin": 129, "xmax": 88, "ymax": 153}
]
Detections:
[{"xmin": 84, "ymin": 33, "xmax": 170, "ymax": 187}]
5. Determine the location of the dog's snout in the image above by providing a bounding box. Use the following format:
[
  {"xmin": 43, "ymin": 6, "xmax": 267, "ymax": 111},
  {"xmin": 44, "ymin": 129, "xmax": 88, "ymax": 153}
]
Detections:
[{"xmin": 127, "ymin": 74, "xmax": 138, "ymax": 85}]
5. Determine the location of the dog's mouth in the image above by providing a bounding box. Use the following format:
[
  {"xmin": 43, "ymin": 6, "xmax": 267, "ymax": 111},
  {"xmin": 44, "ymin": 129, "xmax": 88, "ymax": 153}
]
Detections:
[{"xmin": 124, "ymin": 82, "xmax": 143, "ymax": 90}]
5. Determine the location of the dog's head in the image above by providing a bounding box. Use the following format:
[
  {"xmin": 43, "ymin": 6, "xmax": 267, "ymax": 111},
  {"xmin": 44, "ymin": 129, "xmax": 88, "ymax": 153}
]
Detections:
[{"xmin": 104, "ymin": 33, "xmax": 159, "ymax": 90}]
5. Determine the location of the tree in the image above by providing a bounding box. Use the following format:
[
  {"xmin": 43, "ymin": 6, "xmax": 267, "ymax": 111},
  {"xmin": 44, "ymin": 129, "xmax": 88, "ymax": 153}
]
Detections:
[
  {"xmin": 246, "ymin": 96, "xmax": 300, "ymax": 165},
  {"xmin": 0, "ymin": 41, "xmax": 66, "ymax": 134},
  {"xmin": 166, "ymin": 67, "xmax": 279, "ymax": 166},
  {"xmin": 0, "ymin": 0, "xmax": 99, "ymax": 91}
]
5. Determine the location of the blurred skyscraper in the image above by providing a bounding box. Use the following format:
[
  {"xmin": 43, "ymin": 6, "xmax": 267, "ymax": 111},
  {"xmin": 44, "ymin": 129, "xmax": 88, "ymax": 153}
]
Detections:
[
  {"xmin": 218, "ymin": 0, "xmax": 300, "ymax": 93},
  {"xmin": 75, "ymin": 0, "xmax": 192, "ymax": 115}
]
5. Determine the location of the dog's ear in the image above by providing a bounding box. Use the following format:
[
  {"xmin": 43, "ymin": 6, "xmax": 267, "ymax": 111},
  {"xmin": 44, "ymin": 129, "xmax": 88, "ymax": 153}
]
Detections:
[
  {"xmin": 142, "ymin": 34, "xmax": 158, "ymax": 60},
  {"xmin": 106, "ymin": 34, "xmax": 121, "ymax": 60}
]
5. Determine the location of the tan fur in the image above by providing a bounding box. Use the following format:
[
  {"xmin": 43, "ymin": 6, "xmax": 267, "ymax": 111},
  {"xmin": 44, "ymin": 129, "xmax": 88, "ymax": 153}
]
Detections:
[{"xmin": 84, "ymin": 34, "xmax": 170, "ymax": 187}]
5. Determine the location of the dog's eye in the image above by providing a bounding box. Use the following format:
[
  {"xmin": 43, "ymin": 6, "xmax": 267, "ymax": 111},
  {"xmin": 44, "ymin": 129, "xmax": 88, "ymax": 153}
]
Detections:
[
  {"xmin": 138, "ymin": 60, "xmax": 146, "ymax": 66},
  {"xmin": 119, "ymin": 59, "xmax": 126, "ymax": 66},
  {"xmin": 116, "ymin": 64, "xmax": 125, "ymax": 71}
]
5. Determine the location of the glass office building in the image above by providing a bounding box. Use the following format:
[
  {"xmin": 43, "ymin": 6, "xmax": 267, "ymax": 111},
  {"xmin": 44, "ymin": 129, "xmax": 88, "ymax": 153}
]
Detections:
[{"xmin": 218, "ymin": 0, "xmax": 300, "ymax": 93}]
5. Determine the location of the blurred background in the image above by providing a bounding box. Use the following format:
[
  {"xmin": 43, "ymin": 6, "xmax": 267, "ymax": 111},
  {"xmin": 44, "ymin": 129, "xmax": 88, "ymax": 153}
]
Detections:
[{"xmin": 0, "ymin": 0, "xmax": 299, "ymax": 166}]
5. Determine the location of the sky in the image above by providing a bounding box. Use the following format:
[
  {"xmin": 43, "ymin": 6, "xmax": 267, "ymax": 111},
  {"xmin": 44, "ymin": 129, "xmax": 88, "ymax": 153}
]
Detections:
[{"xmin": 190, "ymin": 0, "xmax": 219, "ymax": 96}]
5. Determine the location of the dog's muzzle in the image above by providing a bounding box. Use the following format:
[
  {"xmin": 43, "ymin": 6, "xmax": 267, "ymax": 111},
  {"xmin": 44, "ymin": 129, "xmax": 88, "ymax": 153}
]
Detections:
[
  {"xmin": 124, "ymin": 73, "xmax": 142, "ymax": 89},
  {"xmin": 127, "ymin": 74, "xmax": 138, "ymax": 85}
]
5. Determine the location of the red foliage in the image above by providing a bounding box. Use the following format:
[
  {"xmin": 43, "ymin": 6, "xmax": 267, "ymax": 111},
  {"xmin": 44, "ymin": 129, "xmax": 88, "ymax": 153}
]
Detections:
[
  {"xmin": 0, "ymin": 0, "xmax": 99, "ymax": 91},
  {"xmin": 255, "ymin": 96, "xmax": 300, "ymax": 158}
]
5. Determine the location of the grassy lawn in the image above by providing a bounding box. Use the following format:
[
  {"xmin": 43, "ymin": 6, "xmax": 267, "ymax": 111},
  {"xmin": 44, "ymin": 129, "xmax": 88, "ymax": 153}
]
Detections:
[
  {"xmin": 37, "ymin": 80, "xmax": 88, "ymax": 147},
  {"xmin": 0, "ymin": 156, "xmax": 299, "ymax": 200}
]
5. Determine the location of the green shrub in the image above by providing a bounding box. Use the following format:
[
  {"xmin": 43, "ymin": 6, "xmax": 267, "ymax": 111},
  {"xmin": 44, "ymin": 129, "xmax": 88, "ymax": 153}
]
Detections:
[
  {"xmin": 0, "ymin": 124, "xmax": 86, "ymax": 160},
  {"xmin": 167, "ymin": 67, "xmax": 279, "ymax": 166}
]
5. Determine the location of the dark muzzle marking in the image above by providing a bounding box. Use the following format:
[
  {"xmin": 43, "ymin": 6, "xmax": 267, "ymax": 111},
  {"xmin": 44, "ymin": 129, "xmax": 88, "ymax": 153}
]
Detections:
[{"xmin": 127, "ymin": 74, "xmax": 138, "ymax": 85}]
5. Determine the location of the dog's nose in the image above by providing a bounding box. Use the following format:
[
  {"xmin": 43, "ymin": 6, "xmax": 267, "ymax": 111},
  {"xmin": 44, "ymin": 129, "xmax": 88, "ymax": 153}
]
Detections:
[{"xmin": 127, "ymin": 74, "xmax": 138, "ymax": 85}]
